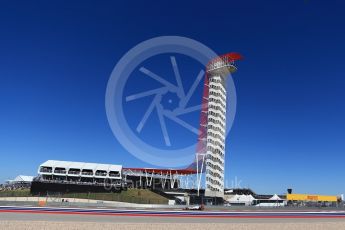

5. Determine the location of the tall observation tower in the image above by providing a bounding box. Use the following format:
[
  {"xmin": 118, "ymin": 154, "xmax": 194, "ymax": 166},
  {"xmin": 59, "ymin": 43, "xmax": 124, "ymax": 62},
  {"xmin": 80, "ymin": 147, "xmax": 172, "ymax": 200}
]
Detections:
[{"xmin": 192, "ymin": 53, "xmax": 242, "ymax": 198}]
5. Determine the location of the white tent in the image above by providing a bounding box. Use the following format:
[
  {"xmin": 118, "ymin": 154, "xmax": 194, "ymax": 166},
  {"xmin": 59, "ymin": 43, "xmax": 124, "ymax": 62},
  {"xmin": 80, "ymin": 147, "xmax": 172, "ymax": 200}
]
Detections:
[
  {"xmin": 269, "ymin": 194, "xmax": 283, "ymax": 200},
  {"xmin": 7, "ymin": 175, "xmax": 34, "ymax": 184}
]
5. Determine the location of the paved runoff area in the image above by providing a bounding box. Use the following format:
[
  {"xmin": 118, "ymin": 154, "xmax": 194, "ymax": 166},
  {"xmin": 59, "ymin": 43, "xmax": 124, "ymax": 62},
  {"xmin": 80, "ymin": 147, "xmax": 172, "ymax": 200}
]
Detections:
[{"xmin": 1, "ymin": 206, "xmax": 345, "ymax": 229}]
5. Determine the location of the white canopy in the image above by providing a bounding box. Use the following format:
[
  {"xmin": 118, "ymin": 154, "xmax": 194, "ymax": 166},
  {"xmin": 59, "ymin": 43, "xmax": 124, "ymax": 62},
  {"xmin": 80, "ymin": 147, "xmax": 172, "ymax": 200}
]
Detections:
[
  {"xmin": 7, "ymin": 175, "xmax": 34, "ymax": 184},
  {"xmin": 269, "ymin": 194, "xmax": 283, "ymax": 200}
]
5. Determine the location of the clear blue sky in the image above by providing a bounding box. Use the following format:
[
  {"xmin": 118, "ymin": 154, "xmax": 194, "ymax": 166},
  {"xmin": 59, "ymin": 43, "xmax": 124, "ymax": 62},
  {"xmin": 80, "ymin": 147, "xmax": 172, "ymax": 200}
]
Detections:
[{"xmin": 0, "ymin": 0, "xmax": 345, "ymax": 195}]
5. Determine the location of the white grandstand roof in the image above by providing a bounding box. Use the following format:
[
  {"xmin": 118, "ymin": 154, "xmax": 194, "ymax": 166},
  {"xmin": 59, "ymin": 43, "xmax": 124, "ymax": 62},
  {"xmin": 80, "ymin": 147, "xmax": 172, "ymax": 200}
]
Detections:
[{"xmin": 39, "ymin": 160, "xmax": 122, "ymax": 172}]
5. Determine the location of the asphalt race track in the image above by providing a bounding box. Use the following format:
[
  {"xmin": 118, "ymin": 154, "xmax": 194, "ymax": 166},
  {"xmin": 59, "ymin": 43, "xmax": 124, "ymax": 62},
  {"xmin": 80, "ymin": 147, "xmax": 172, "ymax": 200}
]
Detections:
[{"xmin": 1, "ymin": 205, "xmax": 345, "ymax": 223}]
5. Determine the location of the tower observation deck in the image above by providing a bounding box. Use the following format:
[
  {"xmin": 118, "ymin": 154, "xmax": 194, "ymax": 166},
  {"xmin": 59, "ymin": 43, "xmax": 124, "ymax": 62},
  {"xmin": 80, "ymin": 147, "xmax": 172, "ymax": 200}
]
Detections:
[{"xmin": 191, "ymin": 52, "xmax": 242, "ymax": 198}]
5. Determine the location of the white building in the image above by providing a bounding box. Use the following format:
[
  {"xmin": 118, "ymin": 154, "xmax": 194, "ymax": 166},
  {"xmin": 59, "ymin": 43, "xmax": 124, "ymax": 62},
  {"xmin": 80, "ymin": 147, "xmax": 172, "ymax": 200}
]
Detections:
[{"xmin": 225, "ymin": 194, "xmax": 255, "ymax": 206}]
